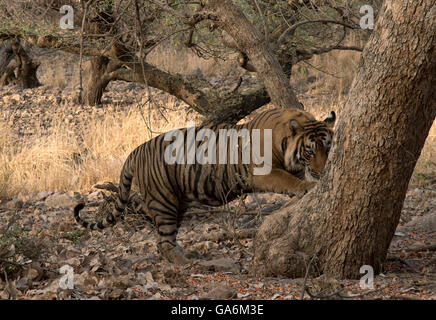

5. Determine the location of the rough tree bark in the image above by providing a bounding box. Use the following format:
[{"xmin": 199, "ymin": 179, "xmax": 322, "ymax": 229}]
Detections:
[
  {"xmin": 0, "ymin": 41, "xmax": 16, "ymax": 85},
  {"xmin": 0, "ymin": 40, "xmax": 40, "ymax": 88},
  {"xmin": 80, "ymin": 56, "xmax": 124, "ymax": 106},
  {"xmin": 10, "ymin": 40, "xmax": 40, "ymax": 89},
  {"xmin": 252, "ymin": 0, "xmax": 436, "ymax": 279}
]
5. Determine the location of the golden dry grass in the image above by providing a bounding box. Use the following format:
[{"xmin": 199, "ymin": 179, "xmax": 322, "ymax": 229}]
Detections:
[
  {"xmin": 410, "ymin": 122, "xmax": 436, "ymax": 188},
  {"xmin": 0, "ymin": 105, "xmax": 201, "ymax": 199}
]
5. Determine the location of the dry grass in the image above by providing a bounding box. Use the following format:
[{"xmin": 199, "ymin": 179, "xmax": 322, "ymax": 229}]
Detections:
[
  {"xmin": 410, "ymin": 122, "xmax": 436, "ymax": 188},
  {"xmin": 146, "ymin": 43, "xmax": 238, "ymax": 77}
]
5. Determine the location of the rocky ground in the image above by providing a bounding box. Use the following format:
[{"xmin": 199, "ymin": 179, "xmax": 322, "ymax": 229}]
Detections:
[{"xmin": 0, "ymin": 83, "xmax": 435, "ymax": 300}]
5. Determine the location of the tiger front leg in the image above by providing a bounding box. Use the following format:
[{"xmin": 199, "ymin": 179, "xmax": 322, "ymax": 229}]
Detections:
[{"xmin": 252, "ymin": 168, "xmax": 316, "ymax": 197}]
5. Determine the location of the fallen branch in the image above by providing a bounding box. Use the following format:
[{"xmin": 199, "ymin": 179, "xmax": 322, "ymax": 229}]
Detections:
[{"xmin": 199, "ymin": 229, "xmax": 257, "ymax": 242}]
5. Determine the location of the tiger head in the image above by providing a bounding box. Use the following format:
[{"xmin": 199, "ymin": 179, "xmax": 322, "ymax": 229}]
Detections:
[{"xmin": 275, "ymin": 110, "xmax": 336, "ymax": 181}]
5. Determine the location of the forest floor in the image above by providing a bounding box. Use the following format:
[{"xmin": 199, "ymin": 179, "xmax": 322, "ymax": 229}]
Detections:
[{"xmin": 0, "ymin": 82, "xmax": 435, "ymax": 300}]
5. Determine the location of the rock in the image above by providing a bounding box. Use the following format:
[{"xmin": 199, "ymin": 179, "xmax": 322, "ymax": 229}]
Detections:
[
  {"xmin": 64, "ymin": 257, "xmax": 81, "ymax": 267},
  {"xmin": 16, "ymin": 278, "xmax": 30, "ymax": 291},
  {"xmin": 39, "ymin": 279, "xmax": 60, "ymax": 299},
  {"xmin": 200, "ymin": 285, "xmax": 236, "ymax": 300},
  {"xmin": 3, "ymin": 93, "xmax": 22, "ymax": 104},
  {"xmin": 35, "ymin": 191, "xmax": 53, "ymax": 202},
  {"xmin": 27, "ymin": 263, "xmax": 44, "ymax": 281},
  {"xmin": 198, "ymin": 258, "xmax": 241, "ymax": 273},
  {"xmin": 44, "ymin": 192, "xmax": 77, "ymax": 208},
  {"xmin": 397, "ymin": 211, "xmax": 436, "ymax": 234},
  {"xmin": 193, "ymin": 241, "xmax": 218, "ymax": 254},
  {"xmin": 87, "ymin": 191, "xmax": 102, "ymax": 201},
  {"xmin": 66, "ymin": 190, "xmax": 81, "ymax": 200},
  {"xmin": 27, "ymin": 268, "xmax": 41, "ymax": 281},
  {"xmin": 5, "ymin": 199, "xmax": 23, "ymax": 209}
]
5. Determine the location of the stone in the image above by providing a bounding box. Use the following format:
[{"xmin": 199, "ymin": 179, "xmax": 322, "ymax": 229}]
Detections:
[
  {"xmin": 200, "ymin": 285, "xmax": 236, "ymax": 300},
  {"xmin": 397, "ymin": 211, "xmax": 436, "ymax": 234},
  {"xmin": 198, "ymin": 258, "xmax": 240, "ymax": 273},
  {"xmin": 5, "ymin": 199, "xmax": 23, "ymax": 209},
  {"xmin": 44, "ymin": 192, "xmax": 77, "ymax": 208},
  {"xmin": 35, "ymin": 191, "xmax": 53, "ymax": 202},
  {"xmin": 87, "ymin": 191, "xmax": 102, "ymax": 201}
]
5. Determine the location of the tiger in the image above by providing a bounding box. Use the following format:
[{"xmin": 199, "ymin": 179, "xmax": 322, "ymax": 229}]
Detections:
[{"xmin": 74, "ymin": 108, "xmax": 336, "ymax": 264}]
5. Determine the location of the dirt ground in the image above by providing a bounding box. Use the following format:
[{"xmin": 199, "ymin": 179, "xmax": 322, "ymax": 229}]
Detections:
[{"xmin": 0, "ymin": 83, "xmax": 435, "ymax": 300}]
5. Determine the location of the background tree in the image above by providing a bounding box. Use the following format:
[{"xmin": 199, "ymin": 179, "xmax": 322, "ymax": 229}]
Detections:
[
  {"xmin": 0, "ymin": 0, "xmax": 370, "ymax": 122},
  {"xmin": 0, "ymin": 40, "xmax": 40, "ymax": 88}
]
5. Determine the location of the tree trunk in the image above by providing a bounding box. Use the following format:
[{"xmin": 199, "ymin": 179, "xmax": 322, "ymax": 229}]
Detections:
[
  {"xmin": 252, "ymin": 0, "xmax": 436, "ymax": 279},
  {"xmin": 10, "ymin": 41, "xmax": 40, "ymax": 89},
  {"xmin": 0, "ymin": 41, "xmax": 16, "ymax": 85},
  {"xmin": 81, "ymin": 56, "xmax": 112, "ymax": 106},
  {"xmin": 205, "ymin": 0, "xmax": 302, "ymax": 110}
]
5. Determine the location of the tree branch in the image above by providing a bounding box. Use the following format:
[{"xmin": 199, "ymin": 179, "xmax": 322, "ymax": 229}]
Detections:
[
  {"xmin": 253, "ymin": 0, "xmax": 269, "ymax": 43},
  {"xmin": 277, "ymin": 19, "xmax": 357, "ymax": 46},
  {"xmin": 147, "ymin": 0, "xmax": 217, "ymax": 26}
]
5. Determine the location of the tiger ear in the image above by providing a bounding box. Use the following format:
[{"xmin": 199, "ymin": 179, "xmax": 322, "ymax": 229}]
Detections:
[
  {"xmin": 289, "ymin": 119, "xmax": 303, "ymax": 136},
  {"xmin": 324, "ymin": 111, "xmax": 336, "ymax": 128}
]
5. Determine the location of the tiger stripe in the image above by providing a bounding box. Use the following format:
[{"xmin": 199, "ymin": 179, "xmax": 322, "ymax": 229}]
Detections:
[{"xmin": 74, "ymin": 108, "xmax": 335, "ymax": 264}]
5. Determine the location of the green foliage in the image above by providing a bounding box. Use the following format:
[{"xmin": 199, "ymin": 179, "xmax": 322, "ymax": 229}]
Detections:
[
  {"xmin": 297, "ymin": 65, "xmax": 308, "ymax": 75},
  {"xmin": 0, "ymin": 222, "xmax": 41, "ymax": 260},
  {"xmin": 167, "ymin": 0, "xmax": 184, "ymax": 10},
  {"xmin": 0, "ymin": 221, "xmax": 42, "ymax": 278},
  {"xmin": 60, "ymin": 229, "xmax": 86, "ymax": 244}
]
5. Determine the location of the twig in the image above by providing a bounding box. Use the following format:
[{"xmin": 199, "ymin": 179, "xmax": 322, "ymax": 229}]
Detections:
[
  {"xmin": 337, "ymin": 282, "xmax": 399, "ymax": 299},
  {"xmin": 277, "ymin": 19, "xmax": 356, "ymax": 45},
  {"xmin": 391, "ymin": 243, "xmax": 436, "ymax": 252},
  {"xmin": 0, "ymin": 259, "xmax": 24, "ymax": 267},
  {"xmin": 305, "ymin": 280, "xmax": 399, "ymax": 300},
  {"xmin": 302, "ymin": 60, "xmax": 344, "ymax": 79},
  {"xmin": 230, "ymin": 76, "xmax": 243, "ymax": 93},
  {"xmin": 300, "ymin": 246, "xmax": 323, "ymax": 300},
  {"xmin": 253, "ymin": 0, "xmax": 268, "ymax": 43},
  {"xmin": 78, "ymin": 0, "xmax": 92, "ymax": 106}
]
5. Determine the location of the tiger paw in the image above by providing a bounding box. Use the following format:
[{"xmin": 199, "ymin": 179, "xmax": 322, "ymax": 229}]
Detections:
[
  {"xmin": 297, "ymin": 181, "xmax": 317, "ymax": 198},
  {"xmin": 159, "ymin": 243, "xmax": 191, "ymax": 265},
  {"xmin": 185, "ymin": 249, "xmax": 203, "ymax": 260}
]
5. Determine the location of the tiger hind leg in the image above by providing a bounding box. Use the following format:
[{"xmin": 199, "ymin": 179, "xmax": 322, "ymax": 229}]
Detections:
[{"xmin": 153, "ymin": 210, "xmax": 190, "ymax": 265}]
